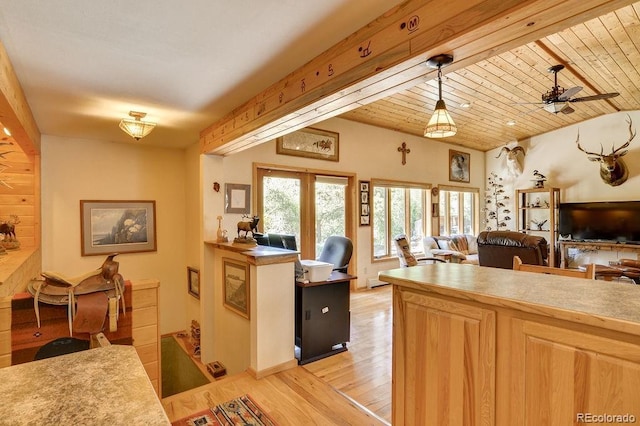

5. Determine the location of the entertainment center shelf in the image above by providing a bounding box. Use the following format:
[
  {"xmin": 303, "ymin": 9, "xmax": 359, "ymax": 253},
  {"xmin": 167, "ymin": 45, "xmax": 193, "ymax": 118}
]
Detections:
[{"xmin": 560, "ymin": 240, "xmax": 640, "ymax": 269}]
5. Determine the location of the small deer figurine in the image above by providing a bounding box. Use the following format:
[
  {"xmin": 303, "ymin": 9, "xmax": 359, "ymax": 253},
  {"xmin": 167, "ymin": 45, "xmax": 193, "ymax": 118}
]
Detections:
[{"xmin": 576, "ymin": 115, "xmax": 636, "ymax": 187}]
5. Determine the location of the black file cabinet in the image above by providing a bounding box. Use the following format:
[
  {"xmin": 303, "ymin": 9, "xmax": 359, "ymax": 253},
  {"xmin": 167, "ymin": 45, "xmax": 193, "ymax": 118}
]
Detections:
[{"xmin": 295, "ymin": 272, "xmax": 355, "ymax": 364}]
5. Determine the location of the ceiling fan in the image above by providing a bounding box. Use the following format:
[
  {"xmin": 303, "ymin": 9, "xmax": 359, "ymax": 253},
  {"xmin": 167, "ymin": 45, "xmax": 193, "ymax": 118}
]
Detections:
[{"xmin": 527, "ymin": 64, "xmax": 619, "ymax": 114}]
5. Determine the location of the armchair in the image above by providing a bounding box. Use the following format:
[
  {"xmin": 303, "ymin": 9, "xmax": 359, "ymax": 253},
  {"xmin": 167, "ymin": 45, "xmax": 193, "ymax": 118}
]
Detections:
[
  {"xmin": 394, "ymin": 235, "xmax": 445, "ymax": 267},
  {"xmin": 477, "ymin": 231, "xmax": 548, "ymax": 269}
]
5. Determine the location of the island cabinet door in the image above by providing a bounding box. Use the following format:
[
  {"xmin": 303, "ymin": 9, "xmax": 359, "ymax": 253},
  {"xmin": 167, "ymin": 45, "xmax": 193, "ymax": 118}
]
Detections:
[
  {"xmin": 393, "ymin": 287, "xmax": 496, "ymax": 426},
  {"xmin": 507, "ymin": 319, "xmax": 640, "ymax": 425}
]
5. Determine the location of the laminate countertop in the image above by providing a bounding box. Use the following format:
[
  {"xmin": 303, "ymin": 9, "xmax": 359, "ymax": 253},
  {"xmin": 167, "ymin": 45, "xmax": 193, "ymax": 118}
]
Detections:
[
  {"xmin": 379, "ymin": 263, "xmax": 640, "ymax": 336},
  {"xmin": 0, "ymin": 345, "xmax": 170, "ymax": 425}
]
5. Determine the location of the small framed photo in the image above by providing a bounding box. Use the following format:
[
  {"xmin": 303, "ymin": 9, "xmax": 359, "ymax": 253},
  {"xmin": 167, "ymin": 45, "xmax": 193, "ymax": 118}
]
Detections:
[
  {"xmin": 187, "ymin": 267, "xmax": 200, "ymax": 299},
  {"xmin": 80, "ymin": 200, "xmax": 157, "ymax": 256},
  {"xmin": 276, "ymin": 127, "xmax": 339, "ymax": 162},
  {"xmin": 449, "ymin": 149, "xmax": 470, "ymax": 183},
  {"xmin": 359, "ymin": 180, "xmax": 371, "ymax": 226},
  {"xmin": 223, "ymin": 258, "xmax": 250, "ymax": 319},
  {"xmin": 225, "ymin": 183, "xmax": 251, "ymax": 214}
]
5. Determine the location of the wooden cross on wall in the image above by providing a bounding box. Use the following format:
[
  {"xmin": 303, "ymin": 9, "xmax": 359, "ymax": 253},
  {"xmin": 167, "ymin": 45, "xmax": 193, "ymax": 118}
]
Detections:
[{"xmin": 398, "ymin": 142, "xmax": 410, "ymax": 165}]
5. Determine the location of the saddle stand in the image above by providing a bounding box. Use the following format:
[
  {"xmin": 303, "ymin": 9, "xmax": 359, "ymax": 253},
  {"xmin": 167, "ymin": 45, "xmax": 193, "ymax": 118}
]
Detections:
[{"xmin": 28, "ymin": 254, "xmax": 126, "ymax": 337}]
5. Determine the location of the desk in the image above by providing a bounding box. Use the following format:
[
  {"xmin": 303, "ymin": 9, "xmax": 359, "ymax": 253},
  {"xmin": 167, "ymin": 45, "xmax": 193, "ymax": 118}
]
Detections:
[
  {"xmin": 0, "ymin": 345, "xmax": 170, "ymax": 424},
  {"xmin": 295, "ymin": 271, "xmax": 356, "ymax": 365}
]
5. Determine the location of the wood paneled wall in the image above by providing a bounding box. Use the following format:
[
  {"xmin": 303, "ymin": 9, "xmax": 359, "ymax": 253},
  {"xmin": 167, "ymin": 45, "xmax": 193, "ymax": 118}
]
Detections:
[{"xmin": 0, "ymin": 146, "xmax": 38, "ymax": 249}]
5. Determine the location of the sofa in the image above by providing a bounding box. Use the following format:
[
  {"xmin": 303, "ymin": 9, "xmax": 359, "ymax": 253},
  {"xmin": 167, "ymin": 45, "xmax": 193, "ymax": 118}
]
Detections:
[
  {"xmin": 423, "ymin": 234, "xmax": 479, "ymax": 265},
  {"xmin": 477, "ymin": 230, "xmax": 548, "ymax": 269}
]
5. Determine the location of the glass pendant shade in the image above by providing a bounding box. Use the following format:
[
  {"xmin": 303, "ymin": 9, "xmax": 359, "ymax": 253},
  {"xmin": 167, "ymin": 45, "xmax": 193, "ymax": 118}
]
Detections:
[
  {"xmin": 119, "ymin": 111, "xmax": 156, "ymax": 140},
  {"xmin": 423, "ymin": 54, "xmax": 456, "ymax": 139},
  {"xmin": 424, "ymin": 99, "xmax": 457, "ymax": 138}
]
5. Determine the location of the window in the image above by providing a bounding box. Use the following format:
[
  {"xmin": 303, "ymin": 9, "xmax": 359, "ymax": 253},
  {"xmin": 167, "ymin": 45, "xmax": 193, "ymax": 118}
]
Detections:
[
  {"xmin": 438, "ymin": 186, "xmax": 479, "ymax": 236},
  {"xmin": 256, "ymin": 166, "xmax": 354, "ymax": 260},
  {"xmin": 371, "ymin": 180, "xmax": 431, "ymax": 259}
]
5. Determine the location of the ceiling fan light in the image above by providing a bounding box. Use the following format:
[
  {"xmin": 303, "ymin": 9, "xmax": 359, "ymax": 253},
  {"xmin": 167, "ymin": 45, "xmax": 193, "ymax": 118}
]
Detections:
[
  {"xmin": 543, "ymin": 102, "xmax": 572, "ymax": 114},
  {"xmin": 424, "ymin": 100, "xmax": 457, "ymax": 138},
  {"xmin": 119, "ymin": 111, "xmax": 156, "ymax": 140}
]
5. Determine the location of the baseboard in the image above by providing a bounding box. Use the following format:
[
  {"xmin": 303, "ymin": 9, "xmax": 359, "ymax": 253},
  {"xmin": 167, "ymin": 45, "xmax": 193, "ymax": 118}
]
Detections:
[
  {"xmin": 367, "ymin": 278, "xmax": 389, "ymax": 289},
  {"xmin": 247, "ymin": 358, "xmax": 298, "ymax": 379}
]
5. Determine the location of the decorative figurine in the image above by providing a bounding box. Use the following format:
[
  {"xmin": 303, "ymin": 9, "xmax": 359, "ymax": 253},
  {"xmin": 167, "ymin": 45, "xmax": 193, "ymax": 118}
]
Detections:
[
  {"xmin": 216, "ymin": 215, "xmax": 228, "ymax": 243},
  {"xmin": 0, "ymin": 214, "xmax": 20, "ymax": 250},
  {"xmin": 531, "ymin": 218, "xmax": 548, "ymax": 231},
  {"xmin": 532, "ymin": 170, "xmax": 547, "ymax": 188},
  {"xmin": 234, "ymin": 215, "xmax": 259, "ymax": 244}
]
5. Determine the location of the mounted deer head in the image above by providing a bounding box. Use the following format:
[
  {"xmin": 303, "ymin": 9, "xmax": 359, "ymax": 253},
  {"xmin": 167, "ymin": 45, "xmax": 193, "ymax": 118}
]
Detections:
[{"xmin": 576, "ymin": 115, "xmax": 636, "ymax": 187}]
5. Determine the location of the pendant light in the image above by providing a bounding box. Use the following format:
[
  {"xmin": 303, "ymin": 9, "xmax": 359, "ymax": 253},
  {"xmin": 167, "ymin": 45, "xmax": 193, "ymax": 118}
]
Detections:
[{"xmin": 424, "ymin": 54, "xmax": 457, "ymax": 138}]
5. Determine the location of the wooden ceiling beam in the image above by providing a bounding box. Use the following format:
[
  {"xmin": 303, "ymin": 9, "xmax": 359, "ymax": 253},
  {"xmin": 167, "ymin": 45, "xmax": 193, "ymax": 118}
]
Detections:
[
  {"xmin": 0, "ymin": 41, "xmax": 40, "ymax": 156},
  {"xmin": 200, "ymin": 0, "xmax": 635, "ymax": 155}
]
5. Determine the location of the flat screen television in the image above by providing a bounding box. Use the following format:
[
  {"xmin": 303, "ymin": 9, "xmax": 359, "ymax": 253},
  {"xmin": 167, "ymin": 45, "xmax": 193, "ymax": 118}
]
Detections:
[{"xmin": 559, "ymin": 201, "xmax": 640, "ymax": 243}]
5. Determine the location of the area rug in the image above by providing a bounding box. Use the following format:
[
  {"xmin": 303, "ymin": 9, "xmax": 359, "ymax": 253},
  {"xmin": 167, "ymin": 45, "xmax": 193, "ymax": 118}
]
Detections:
[{"xmin": 172, "ymin": 394, "xmax": 277, "ymax": 426}]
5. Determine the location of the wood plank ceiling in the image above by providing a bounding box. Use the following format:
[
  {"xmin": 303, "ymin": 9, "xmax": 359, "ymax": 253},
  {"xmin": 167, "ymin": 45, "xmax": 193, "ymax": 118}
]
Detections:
[{"xmin": 339, "ymin": 2, "xmax": 640, "ymax": 152}]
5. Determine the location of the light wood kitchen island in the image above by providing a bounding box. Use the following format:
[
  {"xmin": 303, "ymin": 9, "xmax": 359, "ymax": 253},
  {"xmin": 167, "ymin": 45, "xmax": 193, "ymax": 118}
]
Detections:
[{"xmin": 379, "ymin": 263, "xmax": 640, "ymax": 425}]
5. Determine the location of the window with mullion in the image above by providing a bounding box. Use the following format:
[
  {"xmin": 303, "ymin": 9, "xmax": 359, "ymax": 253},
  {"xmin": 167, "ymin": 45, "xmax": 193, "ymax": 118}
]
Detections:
[
  {"xmin": 372, "ymin": 181, "xmax": 430, "ymax": 259},
  {"xmin": 438, "ymin": 188, "xmax": 478, "ymax": 236}
]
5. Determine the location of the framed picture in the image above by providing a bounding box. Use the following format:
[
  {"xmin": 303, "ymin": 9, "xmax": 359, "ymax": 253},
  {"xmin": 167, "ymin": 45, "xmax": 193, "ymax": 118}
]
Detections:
[
  {"xmin": 449, "ymin": 149, "xmax": 470, "ymax": 183},
  {"xmin": 276, "ymin": 127, "xmax": 339, "ymax": 162},
  {"xmin": 359, "ymin": 180, "xmax": 371, "ymax": 226},
  {"xmin": 187, "ymin": 266, "xmax": 200, "ymax": 299},
  {"xmin": 80, "ymin": 200, "xmax": 156, "ymax": 256},
  {"xmin": 225, "ymin": 183, "xmax": 251, "ymax": 214},
  {"xmin": 432, "ymin": 203, "xmax": 439, "ymax": 217},
  {"xmin": 223, "ymin": 258, "xmax": 250, "ymax": 319}
]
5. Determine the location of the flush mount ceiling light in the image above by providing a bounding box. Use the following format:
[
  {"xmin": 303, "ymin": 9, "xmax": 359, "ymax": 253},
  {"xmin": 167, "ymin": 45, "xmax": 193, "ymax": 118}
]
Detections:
[
  {"xmin": 119, "ymin": 111, "xmax": 156, "ymax": 140},
  {"xmin": 424, "ymin": 54, "xmax": 457, "ymax": 139}
]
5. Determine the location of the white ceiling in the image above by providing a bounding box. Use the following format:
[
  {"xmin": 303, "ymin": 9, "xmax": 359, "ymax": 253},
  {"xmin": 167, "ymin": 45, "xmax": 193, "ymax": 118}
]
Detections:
[{"xmin": 0, "ymin": 0, "xmax": 401, "ymax": 149}]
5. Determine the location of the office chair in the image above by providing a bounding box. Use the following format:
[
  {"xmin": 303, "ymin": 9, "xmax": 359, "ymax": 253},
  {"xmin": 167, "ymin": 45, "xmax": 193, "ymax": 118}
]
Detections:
[{"xmin": 317, "ymin": 236, "xmax": 353, "ymax": 273}]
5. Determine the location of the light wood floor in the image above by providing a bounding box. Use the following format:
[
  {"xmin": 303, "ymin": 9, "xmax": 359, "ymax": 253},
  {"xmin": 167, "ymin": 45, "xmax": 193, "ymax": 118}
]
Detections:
[{"xmin": 162, "ymin": 285, "xmax": 392, "ymax": 425}]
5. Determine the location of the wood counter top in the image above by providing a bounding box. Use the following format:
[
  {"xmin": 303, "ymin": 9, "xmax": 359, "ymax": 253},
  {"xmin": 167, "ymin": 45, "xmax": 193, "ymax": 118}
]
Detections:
[
  {"xmin": 0, "ymin": 345, "xmax": 170, "ymax": 425},
  {"xmin": 379, "ymin": 263, "xmax": 640, "ymax": 336},
  {"xmin": 205, "ymin": 241, "xmax": 299, "ymax": 265}
]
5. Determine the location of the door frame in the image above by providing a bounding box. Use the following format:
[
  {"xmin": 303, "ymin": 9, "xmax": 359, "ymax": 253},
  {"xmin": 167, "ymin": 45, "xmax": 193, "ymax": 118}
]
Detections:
[{"xmin": 253, "ymin": 162, "xmax": 357, "ymax": 280}]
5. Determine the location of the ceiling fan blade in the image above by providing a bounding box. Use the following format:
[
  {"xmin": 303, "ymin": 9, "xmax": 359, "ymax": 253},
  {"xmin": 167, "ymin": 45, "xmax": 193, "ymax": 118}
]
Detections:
[
  {"xmin": 569, "ymin": 92, "xmax": 619, "ymax": 102},
  {"xmin": 557, "ymin": 86, "xmax": 582, "ymax": 101}
]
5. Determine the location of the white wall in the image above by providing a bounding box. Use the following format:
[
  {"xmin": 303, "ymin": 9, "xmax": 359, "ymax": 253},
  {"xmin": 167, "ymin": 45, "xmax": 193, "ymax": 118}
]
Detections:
[
  {"xmin": 184, "ymin": 142, "xmax": 202, "ymax": 326},
  {"xmin": 217, "ymin": 117, "xmax": 485, "ymax": 287},
  {"xmin": 484, "ymin": 111, "xmax": 640, "ymax": 231},
  {"xmin": 41, "ymin": 135, "xmax": 188, "ymax": 334}
]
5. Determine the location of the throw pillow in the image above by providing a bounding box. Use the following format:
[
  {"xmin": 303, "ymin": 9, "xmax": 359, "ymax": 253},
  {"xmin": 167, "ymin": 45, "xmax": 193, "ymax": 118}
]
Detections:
[
  {"xmin": 436, "ymin": 237, "xmax": 451, "ymax": 250},
  {"xmin": 451, "ymin": 235, "xmax": 469, "ymax": 254}
]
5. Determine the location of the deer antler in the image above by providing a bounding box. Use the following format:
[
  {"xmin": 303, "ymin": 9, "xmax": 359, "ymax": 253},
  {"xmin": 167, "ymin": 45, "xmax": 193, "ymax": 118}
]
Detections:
[
  {"xmin": 610, "ymin": 115, "xmax": 636, "ymax": 156},
  {"xmin": 575, "ymin": 130, "xmax": 607, "ymax": 157}
]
